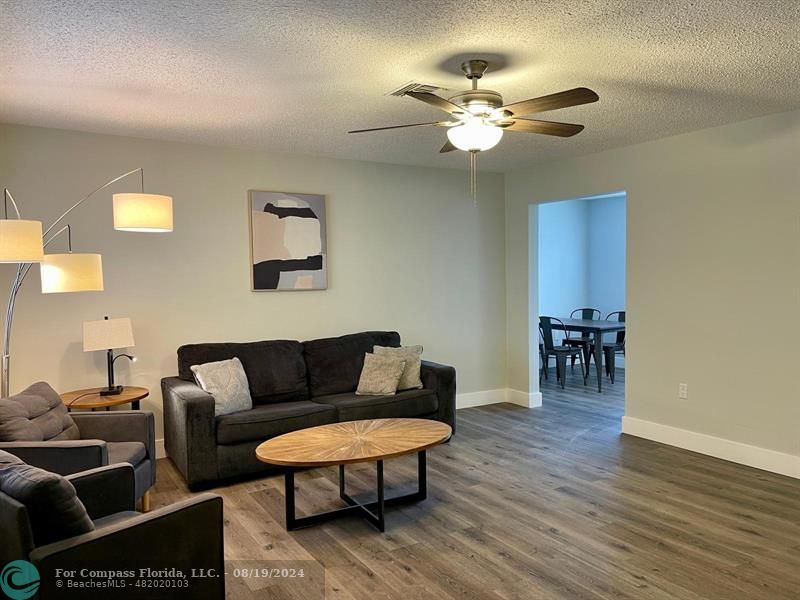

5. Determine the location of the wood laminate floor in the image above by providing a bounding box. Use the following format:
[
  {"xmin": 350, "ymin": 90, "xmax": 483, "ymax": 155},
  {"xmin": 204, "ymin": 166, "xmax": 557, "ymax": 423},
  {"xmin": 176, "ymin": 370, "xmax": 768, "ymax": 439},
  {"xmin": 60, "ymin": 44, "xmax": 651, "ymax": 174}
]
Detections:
[{"xmin": 152, "ymin": 368, "xmax": 800, "ymax": 599}]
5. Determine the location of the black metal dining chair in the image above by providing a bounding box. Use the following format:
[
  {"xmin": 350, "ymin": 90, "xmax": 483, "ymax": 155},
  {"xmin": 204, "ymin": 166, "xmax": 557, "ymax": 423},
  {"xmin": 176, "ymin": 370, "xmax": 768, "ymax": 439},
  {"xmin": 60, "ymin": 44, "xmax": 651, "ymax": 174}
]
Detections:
[
  {"xmin": 539, "ymin": 342, "xmax": 546, "ymax": 383},
  {"xmin": 539, "ymin": 316, "xmax": 587, "ymax": 389},
  {"xmin": 564, "ymin": 307, "xmax": 601, "ymax": 370},
  {"xmin": 600, "ymin": 311, "xmax": 625, "ymax": 383}
]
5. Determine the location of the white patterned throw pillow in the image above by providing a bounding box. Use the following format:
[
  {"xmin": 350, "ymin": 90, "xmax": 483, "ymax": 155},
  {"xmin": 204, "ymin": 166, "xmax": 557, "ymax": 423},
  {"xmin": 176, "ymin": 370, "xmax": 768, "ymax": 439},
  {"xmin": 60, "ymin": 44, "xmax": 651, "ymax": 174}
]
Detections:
[
  {"xmin": 191, "ymin": 357, "xmax": 253, "ymax": 416},
  {"xmin": 373, "ymin": 345, "xmax": 424, "ymax": 390},
  {"xmin": 356, "ymin": 353, "xmax": 406, "ymax": 396}
]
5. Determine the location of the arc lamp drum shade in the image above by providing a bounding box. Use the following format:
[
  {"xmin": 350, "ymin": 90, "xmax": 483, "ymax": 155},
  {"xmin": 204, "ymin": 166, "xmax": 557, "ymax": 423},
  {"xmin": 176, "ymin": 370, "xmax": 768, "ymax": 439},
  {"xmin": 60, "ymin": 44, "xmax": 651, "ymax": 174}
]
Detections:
[
  {"xmin": 83, "ymin": 317, "xmax": 135, "ymax": 352},
  {"xmin": 112, "ymin": 193, "xmax": 173, "ymax": 232},
  {"xmin": 40, "ymin": 253, "xmax": 104, "ymax": 294},
  {"xmin": 0, "ymin": 219, "xmax": 45, "ymax": 263}
]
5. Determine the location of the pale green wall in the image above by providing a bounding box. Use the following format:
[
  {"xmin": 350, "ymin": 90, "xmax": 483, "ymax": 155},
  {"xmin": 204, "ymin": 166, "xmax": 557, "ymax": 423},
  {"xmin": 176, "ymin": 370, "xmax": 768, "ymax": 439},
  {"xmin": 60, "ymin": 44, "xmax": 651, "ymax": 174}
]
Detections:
[
  {"xmin": 506, "ymin": 109, "xmax": 800, "ymax": 457},
  {"xmin": 0, "ymin": 124, "xmax": 508, "ymax": 439}
]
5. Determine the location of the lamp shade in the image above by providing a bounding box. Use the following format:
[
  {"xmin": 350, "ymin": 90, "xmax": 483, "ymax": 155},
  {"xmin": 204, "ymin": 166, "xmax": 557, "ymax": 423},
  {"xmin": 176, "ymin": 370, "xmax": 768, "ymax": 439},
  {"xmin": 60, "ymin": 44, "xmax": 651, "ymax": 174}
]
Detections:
[
  {"xmin": 113, "ymin": 193, "xmax": 173, "ymax": 232},
  {"xmin": 0, "ymin": 219, "xmax": 44, "ymax": 263},
  {"xmin": 83, "ymin": 317, "xmax": 135, "ymax": 352},
  {"xmin": 446, "ymin": 118, "xmax": 503, "ymax": 152},
  {"xmin": 40, "ymin": 253, "xmax": 104, "ymax": 294}
]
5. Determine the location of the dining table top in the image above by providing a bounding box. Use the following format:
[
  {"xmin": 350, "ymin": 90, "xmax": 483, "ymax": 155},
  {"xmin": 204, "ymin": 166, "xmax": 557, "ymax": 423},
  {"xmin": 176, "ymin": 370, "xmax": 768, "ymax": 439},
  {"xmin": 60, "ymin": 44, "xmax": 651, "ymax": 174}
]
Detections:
[{"xmin": 555, "ymin": 317, "xmax": 625, "ymax": 332}]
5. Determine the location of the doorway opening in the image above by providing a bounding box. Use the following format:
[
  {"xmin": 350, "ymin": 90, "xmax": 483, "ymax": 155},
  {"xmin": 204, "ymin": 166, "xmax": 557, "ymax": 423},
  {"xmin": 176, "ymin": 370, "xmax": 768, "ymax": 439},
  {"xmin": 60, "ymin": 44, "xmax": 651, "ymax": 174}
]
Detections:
[{"xmin": 534, "ymin": 191, "xmax": 627, "ymax": 413}]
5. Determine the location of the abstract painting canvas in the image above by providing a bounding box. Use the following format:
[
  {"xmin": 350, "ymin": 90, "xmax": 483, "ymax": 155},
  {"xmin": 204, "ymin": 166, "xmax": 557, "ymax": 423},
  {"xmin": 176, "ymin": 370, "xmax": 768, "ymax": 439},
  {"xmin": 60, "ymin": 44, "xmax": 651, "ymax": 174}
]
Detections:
[{"xmin": 249, "ymin": 190, "xmax": 327, "ymax": 291}]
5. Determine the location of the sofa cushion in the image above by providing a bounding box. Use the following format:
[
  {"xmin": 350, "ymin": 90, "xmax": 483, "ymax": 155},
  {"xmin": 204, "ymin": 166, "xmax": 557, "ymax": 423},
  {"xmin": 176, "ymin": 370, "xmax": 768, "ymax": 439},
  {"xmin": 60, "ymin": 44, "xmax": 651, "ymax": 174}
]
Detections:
[
  {"xmin": 215, "ymin": 401, "xmax": 337, "ymax": 445},
  {"xmin": 178, "ymin": 340, "xmax": 308, "ymax": 404},
  {"xmin": 312, "ymin": 388, "xmax": 438, "ymax": 422},
  {"xmin": 356, "ymin": 353, "xmax": 406, "ymax": 396},
  {"xmin": 303, "ymin": 331, "xmax": 401, "ymax": 397},
  {"xmin": 107, "ymin": 441, "xmax": 147, "ymax": 467},
  {"xmin": 0, "ymin": 382, "xmax": 79, "ymax": 442},
  {"xmin": 191, "ymin": 357, "xmax": 253, "ymax": 416},
  {"xmin": 0, "ymin": 449, "xmax": 94, "ymax": 546},
  {"xmin": 374, "ymin": 345, "xmax": 424, "ymax": 390}
]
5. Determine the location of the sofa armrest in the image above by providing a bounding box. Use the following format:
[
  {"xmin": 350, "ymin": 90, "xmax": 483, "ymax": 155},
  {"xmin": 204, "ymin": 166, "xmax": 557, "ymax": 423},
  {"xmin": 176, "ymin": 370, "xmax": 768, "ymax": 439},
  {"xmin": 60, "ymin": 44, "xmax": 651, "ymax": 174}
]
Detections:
[
  {"xmin": 0, "ymin": 440, "xmax": 108, "ymax": 475},
  {"xmin": 420, "ymin": 360, "xmax": 456, "ymax": 434},
  {"xmin": 71, "ymin": 411, "xmax": 156, "ymax": 462},
  {"xmin": 31, "ymin": 494, "xmax": 225, "ymax": 599},
  {"xmin": 66, "ymin": 464, "xmax": 136, "ymax": 520},
  {"xmin": 161, "ymin": 377, "xmax": 218, "ymax": 488}
]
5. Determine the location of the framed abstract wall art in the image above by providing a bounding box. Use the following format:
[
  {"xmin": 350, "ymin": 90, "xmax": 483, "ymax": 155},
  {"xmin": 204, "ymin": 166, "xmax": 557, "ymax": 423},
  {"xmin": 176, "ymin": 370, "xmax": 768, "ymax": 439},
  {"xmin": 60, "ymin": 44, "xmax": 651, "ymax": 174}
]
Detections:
[{"xmin": 249, "ymin": 190, "xmax": 327, "ymax": 291}]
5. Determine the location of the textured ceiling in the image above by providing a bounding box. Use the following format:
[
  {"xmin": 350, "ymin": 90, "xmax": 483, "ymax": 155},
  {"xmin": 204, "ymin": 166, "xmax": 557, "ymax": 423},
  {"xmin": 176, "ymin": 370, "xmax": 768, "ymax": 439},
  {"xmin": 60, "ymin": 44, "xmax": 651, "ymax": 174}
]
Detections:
[{"xmin": 2, "ymin": 1, "xmax": 799, "ymax": 172}]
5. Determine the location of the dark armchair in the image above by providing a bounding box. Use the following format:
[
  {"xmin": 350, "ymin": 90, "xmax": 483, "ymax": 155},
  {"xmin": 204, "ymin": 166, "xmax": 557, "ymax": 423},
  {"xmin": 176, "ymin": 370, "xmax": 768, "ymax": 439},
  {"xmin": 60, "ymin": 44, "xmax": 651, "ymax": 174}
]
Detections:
[
  {"xmin": 0, "ymin": 455, "xmax": 224, "ymax": 599},
  {"xmin": 0, "ymin": 382, "xmax": 156, "ymax": 509}
]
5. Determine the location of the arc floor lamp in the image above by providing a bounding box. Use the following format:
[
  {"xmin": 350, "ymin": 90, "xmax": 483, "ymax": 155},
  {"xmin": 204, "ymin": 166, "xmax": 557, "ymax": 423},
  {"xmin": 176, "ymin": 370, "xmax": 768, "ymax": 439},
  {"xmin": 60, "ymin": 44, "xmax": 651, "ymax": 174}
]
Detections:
[{"xmin": 0, "ymin": 168, "xmax": 173, "ymax": 397}]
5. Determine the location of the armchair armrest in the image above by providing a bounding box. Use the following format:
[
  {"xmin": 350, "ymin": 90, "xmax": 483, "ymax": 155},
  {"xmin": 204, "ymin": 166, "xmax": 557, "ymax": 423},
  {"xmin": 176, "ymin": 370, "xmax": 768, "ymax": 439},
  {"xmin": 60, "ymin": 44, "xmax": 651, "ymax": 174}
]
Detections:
[
  {"xmin": 31, "ymin": 494, "xmax": 225, "ymax": 599},
  {"xmin": 161, "ymin": 377, "xmax": 218, "ymax": 488},
  {"xmin": 0, "ymin": 440, "xmax": 107, "ymax": 475},
  {"xmin": 420, "ymin": 360, "xmax": 457, "ymax": 434},
  {"xmin": 66, "ymin": 464, "xmax": 136, "ymax": 520},
  {"xmin": 71, "ymin": 411, "xmax": 156, "ymax": 461}
]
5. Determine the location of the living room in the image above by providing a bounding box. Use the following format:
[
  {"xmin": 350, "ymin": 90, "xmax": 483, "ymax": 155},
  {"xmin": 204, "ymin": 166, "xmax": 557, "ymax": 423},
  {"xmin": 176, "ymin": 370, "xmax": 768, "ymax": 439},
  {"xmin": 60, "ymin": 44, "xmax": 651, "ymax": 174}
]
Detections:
[{"xmin": 0, "ymin": 2, "xmax": 798, "ymax": 599}]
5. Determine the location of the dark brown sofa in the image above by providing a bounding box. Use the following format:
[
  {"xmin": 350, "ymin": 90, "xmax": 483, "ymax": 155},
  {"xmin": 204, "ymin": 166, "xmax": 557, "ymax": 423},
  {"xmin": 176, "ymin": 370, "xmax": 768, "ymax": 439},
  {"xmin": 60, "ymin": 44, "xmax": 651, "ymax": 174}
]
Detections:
[{"xmin": 162, "ymin": 331, "xmax": 456, "ymax": 489}]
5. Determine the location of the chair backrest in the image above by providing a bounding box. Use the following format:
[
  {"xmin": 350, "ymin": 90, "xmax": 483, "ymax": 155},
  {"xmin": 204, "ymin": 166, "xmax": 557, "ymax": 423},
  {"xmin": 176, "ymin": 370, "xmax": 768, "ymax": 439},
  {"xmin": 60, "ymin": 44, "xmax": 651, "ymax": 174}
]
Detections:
[
  {"xmin": 0, "ymin": 450, "xmax": 94, "ymax": 558},
  {"xmin": 539, "ymin": 316, "xmax": 570, "ymax": 350},
  {"xmin": 0, "ymin": 382, "xmax": 80, "ymax": 442},
  {"xmin": 606, "ymin": 311, "xmax": 626, "ymax": 344},
  {"xmin": 570, "ymin": 307, "xmax": 601, "ymax": 321},
  {"xmin": 0, "ymin": 489, "xmax": 35, "ymax": 561}
]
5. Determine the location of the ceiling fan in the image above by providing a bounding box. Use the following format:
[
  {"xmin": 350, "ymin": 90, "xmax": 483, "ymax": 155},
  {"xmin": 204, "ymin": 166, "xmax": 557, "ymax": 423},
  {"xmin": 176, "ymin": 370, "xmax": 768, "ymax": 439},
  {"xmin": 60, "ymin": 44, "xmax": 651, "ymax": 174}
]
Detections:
[{"xmin": 348, "ymin": 59, "xmax": 599, "ymax": 197}]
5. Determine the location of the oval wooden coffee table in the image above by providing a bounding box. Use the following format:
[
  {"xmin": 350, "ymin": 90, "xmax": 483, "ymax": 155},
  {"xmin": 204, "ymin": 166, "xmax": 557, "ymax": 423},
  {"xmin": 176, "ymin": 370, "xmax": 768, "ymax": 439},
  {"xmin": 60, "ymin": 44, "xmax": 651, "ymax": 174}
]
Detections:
[{"xmin": 256, "ymin": 418, "xmax": 452, "ymax": 532}]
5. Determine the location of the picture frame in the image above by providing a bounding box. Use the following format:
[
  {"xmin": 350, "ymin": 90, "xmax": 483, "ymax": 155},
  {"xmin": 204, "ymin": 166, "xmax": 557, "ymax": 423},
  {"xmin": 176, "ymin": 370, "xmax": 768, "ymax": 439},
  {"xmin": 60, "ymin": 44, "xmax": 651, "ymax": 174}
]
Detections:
[{"xmin": 248, "ymin": 190, "xmax": 328, "ymax": 291}]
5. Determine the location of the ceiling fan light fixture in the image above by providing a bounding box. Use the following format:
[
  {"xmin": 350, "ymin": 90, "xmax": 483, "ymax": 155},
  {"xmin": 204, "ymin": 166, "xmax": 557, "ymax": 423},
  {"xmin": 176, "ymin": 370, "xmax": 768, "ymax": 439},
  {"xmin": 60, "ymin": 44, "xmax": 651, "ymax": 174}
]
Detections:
[{"xmin": 446, "ymin": 118, "xmax": 503, "ymax": 152}]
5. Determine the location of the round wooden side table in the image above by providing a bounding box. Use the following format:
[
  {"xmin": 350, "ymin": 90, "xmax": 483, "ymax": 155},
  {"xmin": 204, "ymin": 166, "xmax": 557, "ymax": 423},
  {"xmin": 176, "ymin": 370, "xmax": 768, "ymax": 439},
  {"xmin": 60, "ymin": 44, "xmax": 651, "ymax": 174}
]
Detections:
[{"xmin": 60, "ymin": 386, "xmax": 149, "ymax": 412}]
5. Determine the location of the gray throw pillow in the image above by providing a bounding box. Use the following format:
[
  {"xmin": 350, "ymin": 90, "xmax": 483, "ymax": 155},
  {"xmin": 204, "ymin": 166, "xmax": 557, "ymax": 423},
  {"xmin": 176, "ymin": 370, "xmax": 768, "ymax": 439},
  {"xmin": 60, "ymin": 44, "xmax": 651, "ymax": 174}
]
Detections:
[
  {"xmin": 356, "ymin": 353, "xmax": 406, "ymax": 396},
  {"xmin": 0, "ymin": 450, "xmax": 94, "ymax": 546},
  {"xmin": 374, "ymin": 345, "xmax": 424, "ymax": 390},
  {"xmin": 191, "ymin": 357, "xmax": 253, "ymax": 416},
  {"xmin": 0, "ymin": 381, "xmax": 79, "ymax": 442}
]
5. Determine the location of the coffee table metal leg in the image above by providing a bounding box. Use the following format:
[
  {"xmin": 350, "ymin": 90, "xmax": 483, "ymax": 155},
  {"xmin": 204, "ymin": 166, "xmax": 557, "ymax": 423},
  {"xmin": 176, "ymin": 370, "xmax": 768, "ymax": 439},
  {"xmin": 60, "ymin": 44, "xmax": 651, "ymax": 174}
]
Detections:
[
  {"xmin": 418, "ymin": 450, "xmax": 427, "ymax": 500},
  {"xmin": 285, "ymin": 469, "xmax": 296, "ymax": 530},
  {"xmin": 285, "ymin": 452, "xmax": 428, "ymax": 532},
  {"xmin": 376, "ymin": 460, "xmax": 385, "ymax": 531}
]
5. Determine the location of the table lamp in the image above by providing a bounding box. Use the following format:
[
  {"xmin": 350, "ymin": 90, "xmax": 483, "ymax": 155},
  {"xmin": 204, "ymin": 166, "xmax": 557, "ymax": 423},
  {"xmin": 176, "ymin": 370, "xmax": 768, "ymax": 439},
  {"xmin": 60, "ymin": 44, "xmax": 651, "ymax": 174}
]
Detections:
[{"xmin": 83, "ymin": 316, "xmax": 136, "ymax": 395}]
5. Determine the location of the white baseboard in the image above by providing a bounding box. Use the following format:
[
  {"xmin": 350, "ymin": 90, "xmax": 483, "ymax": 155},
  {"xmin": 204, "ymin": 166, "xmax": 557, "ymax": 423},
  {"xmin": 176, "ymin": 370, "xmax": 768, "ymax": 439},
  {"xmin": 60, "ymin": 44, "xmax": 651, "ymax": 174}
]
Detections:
[
  {"xmin": 622, "ymin": 416, "xmax": 800, "ymax": 479},
  {"xmin": 456, "ymin": 388, "xmax": 542, "ymax": 410},
  {"xmin": 505, "ymin": 389, "xmax": 543, "ymax": 408},
  {"xmin": 156, "ymin": 438, "xmax": 166, "ymax": 459},
  {"xmin": 456, "ymin": 389, "xmax": 507, "ymax": 409}
]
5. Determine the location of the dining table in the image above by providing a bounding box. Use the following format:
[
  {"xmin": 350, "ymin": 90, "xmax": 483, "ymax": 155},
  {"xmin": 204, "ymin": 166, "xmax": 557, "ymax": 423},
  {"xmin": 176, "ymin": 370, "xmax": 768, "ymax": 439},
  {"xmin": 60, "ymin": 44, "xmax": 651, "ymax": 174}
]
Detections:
[{"xmin": 555, "ymin": 318, "xmax": 626, "ymax": 392}]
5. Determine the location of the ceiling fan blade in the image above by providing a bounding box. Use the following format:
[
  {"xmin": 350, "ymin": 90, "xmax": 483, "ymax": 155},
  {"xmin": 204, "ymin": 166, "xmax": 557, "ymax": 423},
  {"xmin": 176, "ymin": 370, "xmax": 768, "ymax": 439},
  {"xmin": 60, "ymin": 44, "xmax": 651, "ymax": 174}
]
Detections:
[
  {"xmin": 498, "ymin": 87, "xmax": 598, "ymax": 117},
  {"xmin": 406, "ymin": 91, "xmax": 469, "ymax": 116},
  {"xmin": 500, "ymin": 119, "xmax": 585, "ymax": 137},
  {"xmin": 439, "ymin": 140, "xmax": 457, "ymax": 153},
  {"xmin": 348, "ymin": 121, "xmax": 445, "ymax": 133}
]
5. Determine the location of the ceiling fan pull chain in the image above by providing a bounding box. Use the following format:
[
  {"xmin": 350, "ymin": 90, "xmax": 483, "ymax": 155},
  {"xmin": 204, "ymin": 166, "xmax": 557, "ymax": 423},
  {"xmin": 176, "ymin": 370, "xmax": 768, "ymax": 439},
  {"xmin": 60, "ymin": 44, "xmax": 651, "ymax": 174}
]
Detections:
[{"xmin": 469, "ymin": 150, "xmax": 478, "ymax": 204}]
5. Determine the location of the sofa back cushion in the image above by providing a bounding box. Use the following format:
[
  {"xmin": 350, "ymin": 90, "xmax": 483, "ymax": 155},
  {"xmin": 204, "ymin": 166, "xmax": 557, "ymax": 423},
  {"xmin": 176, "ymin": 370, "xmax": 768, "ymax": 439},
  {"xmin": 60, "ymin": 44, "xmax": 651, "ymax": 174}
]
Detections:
[
  {"xmin": 0, "ymin": 382, "xmax": 79, "ymax": 442},
  {"xmin": 178, "ymin": 340, "xmax": 308, "ymax": 404},
  {"xmin": 0, "ymin": 450, "xmax": 94, "ymax": 547},
  {"xmin": 303, "ymin": 331, "xmax": 401, "ymax": 397}
]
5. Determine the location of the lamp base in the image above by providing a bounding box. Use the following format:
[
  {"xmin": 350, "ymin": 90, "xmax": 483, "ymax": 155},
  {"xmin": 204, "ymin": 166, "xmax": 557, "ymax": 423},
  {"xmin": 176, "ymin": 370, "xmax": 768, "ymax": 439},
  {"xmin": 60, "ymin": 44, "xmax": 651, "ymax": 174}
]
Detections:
[{"xmin": 99, "ymin": 385, "xmax": 124, "ymax": 396}]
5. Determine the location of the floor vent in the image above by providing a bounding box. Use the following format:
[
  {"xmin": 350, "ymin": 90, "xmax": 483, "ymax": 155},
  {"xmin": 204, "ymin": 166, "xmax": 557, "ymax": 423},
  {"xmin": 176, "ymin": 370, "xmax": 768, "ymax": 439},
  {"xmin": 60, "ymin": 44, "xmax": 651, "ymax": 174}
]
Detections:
[{"xmin": 386, "ymin": 81, "xmax": 446, "ymax": 97}]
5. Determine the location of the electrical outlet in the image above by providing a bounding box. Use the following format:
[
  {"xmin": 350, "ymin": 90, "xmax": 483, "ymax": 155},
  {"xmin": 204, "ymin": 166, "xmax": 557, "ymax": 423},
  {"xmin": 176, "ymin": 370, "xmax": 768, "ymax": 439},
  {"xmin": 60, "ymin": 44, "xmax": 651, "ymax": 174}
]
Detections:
[{"xmin": 679, "ymin": 383, "xmax": 688, "ymax": 399}]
